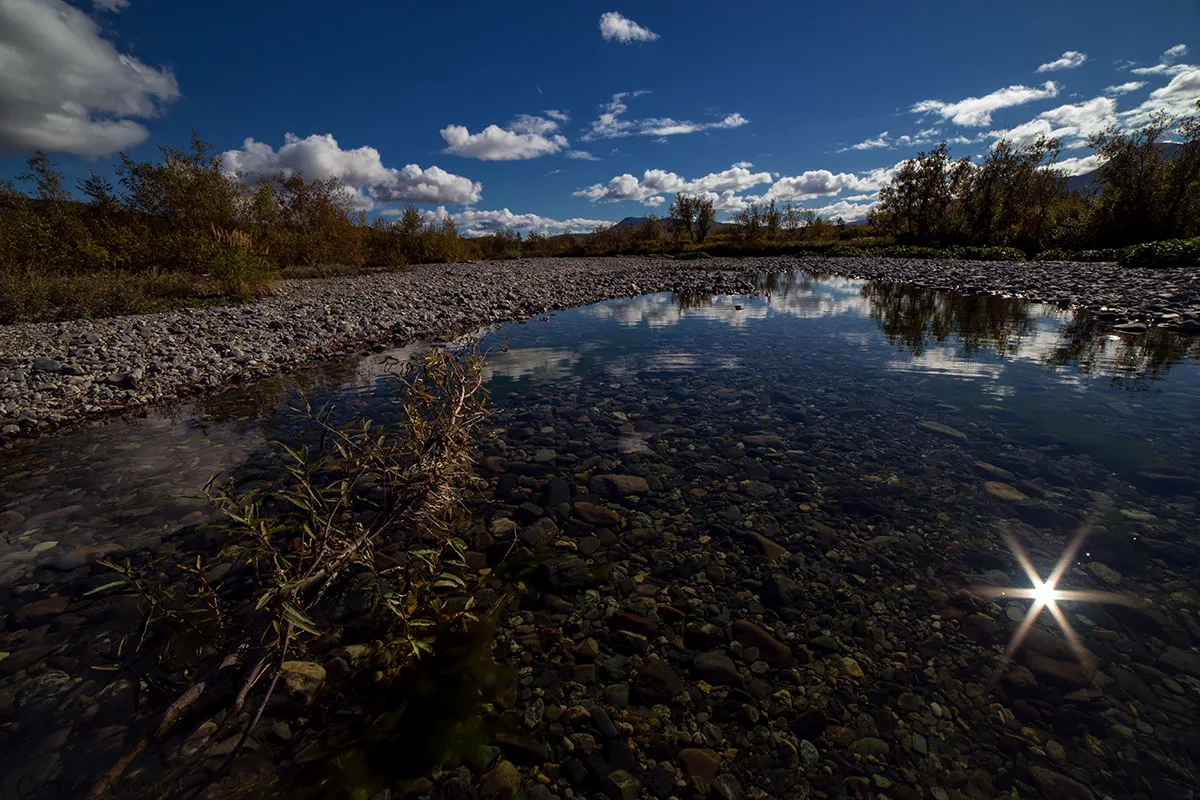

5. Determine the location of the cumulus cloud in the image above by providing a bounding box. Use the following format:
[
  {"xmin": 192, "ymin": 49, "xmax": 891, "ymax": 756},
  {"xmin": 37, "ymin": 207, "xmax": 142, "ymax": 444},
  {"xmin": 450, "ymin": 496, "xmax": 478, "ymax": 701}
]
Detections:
[
  {"xmin": 1105, "ymin": 81, "xmax": 1146, "ymax": 95},
  {"xmin": 599, "ymin": 11, "xmax": 658, "ymax": 43},
  {"xmin": 566, "ymin": 150, "xmax": 600, "ymax": 160},
  {"xmin": 988, "ymin": 97, "xmax": 1119, "ymax": 149},
  {"xmin": 92, "ymin": 0, "xmax": 130, "ymax": 10},
  {"xmin": 581, "ymin": 91, "xmax": 748, "ymax": 141},
  {"xmin": 761, "ymin": 169, "xmax": 893, "ymax": 202},
  {"xmin": 221, "ymin": 133, "xmax": 483, "ymax": 208},
  {"xmin": 440, "ymin": 114, "xmax": 568, "ymax": 160},
  {"xmin": 912, "ymin": 81, "xmax": 1060, "ymax": 126},
  {"xmin": 574, "ymin": 164, "xmax": 774, "ymax": 203},
  {"xmin": 543, "ymin": 109, "xmax": 570, "ymax": 122},
  {"xmin": 1036, "ymin": 51, "xmax": 1087, "ymax": 72},
  {"xmin": 413, "ymin": 206, "xmax": 613, "ymax": 237},
  {"xmin": 805, "ymin": 198, "xmax": 877, "ymax": 222},
  {"xmin": 1055, "ymin": 154, "xmax": 1103, "ymax": 176},
  {"xmin": 1122, "ymin": 68, "xmax": 1200, "ymax": 125},
  {"xmin": 0, "ymin": 0, "xmax": 179, "ymax": 156}
]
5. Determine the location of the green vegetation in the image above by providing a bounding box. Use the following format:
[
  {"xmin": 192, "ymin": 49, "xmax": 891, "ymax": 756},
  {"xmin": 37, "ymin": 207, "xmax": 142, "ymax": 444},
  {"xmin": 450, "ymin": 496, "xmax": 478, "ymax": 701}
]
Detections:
[
  {"xmin": 870, "ymin": 103, "xmax": 1200, "ymax": 255},
  {"xmin": 4, "ymin": 104, "xmax": 1197, "ymax": 324},
  {"xmin": 86, "ymin": 347, "xmax": 508, "ymax": 799},
  {"xmin": 0, "ymin": 133, "xmax": 480, "ymax": 323}
]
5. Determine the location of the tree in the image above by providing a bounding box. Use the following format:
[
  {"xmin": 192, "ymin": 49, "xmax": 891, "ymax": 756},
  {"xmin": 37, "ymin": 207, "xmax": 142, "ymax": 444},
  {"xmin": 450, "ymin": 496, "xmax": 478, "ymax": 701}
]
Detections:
[
  {"xmin": 1088, "ymin": 103, "xmax": 1200, "ymax": 244},
  {"xmin": 694, "ymin": 196, "xmax": 716, "ymax": 243},
  {"xmin": 669, "ymin": 193, "xmax": 697, "ymax": 242},
  {"xmin": 874, "ymin": 143, "xmax": 963, "ymax": 244},
  {"xmin": 635, "ymin": 213, "xmax": 664, "ymax": 242},
  {"xmin": 763, "ymin": 200, "xmax": 781, "ymax": 241}
]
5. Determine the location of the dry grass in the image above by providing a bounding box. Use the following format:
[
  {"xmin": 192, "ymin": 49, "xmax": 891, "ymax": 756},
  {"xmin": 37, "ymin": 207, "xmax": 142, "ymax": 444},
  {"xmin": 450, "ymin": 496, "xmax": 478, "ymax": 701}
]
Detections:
[{"xmin": 0, "ymin": 268, "xmax": 275, "ymax": 324}]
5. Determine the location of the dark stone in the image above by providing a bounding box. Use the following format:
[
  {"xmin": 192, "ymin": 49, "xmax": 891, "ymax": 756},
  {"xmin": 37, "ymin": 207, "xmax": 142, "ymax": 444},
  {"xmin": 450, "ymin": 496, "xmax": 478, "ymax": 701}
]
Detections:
[
  {"xmin": 760, "ymin": 573, "xmax": 803, "ymax": 609},
  {"xmin": 731, "ymin": 620, "xmax": 792, "ymax": 667},
  {"xmin": 609, "ymin": 610, "xmax": 658, "ymax": 635},
  {"xmin": 644, "ymin": 767, "xmax": 676, "ymax": 799},
  {"xmin": 634, "ymin": 658, "xmax": 685, "ymax": 705},
  {"xmin": 539, "ymin": 557, "xmax": 591, "ymax": 591},
  {"xmin": 792, "ymin": 709, "xmax": 828, "ymax": 738},
  {"xmin": 494, "ymin": 733, "xmax": 549, "ymax": 763},
  {"xmin": 516, "ymin": 502, "xmax": 546, "ymax": 523},
  {"xmin": 693, "ymin": 651, "xmax": 740, "ymax": 685}
]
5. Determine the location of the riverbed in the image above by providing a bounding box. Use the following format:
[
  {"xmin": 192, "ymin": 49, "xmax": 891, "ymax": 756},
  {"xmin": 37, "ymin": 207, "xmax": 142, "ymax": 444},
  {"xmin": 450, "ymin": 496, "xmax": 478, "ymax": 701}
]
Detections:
[{"xmin": 1, "ymin": 270, "xmax": 1199, "ymax": 799}]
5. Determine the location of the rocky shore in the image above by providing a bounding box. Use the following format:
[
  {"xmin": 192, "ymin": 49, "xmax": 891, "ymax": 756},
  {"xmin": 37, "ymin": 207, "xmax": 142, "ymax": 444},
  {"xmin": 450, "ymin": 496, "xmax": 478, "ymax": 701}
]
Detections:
[
  {"xmin": 800, "ymin": 256, "xmax": 1200, "ymax": 334},
  {"xmin": 3, "ymin": 255, "xmax": 1198, "ymax": 444},
  {"xmin": 0, "ymin": 258, "xmax": 758, "ymax": 442},
  {"xmin": 1, "ymin": 260, "xmax": 1199, "ymax": 799}
]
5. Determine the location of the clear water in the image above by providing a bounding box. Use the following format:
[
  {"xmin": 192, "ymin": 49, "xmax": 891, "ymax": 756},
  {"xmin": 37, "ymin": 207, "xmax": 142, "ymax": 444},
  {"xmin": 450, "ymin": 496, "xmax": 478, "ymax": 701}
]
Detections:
[
  {"xmin": 2, "ymin": 271, "xmax": 1199, "ymax": 797},
  {"xmin": 3, "ymin": 271, "xmax": 1198, "ymax": 581}
]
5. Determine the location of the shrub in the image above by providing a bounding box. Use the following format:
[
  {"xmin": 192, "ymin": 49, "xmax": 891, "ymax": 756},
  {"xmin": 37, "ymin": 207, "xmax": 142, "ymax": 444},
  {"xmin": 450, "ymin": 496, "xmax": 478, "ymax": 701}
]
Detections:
[
  {"xmin": 825, "ymin": 244, "xmax": 866, "ymax": 257},
  {"xmin": 1117, "ymin": 237, "xmax": 1200, "ymax": 269},
  {"xmin": 953, "ymin": 245, "xmax": 1027, "ymax": 261}
]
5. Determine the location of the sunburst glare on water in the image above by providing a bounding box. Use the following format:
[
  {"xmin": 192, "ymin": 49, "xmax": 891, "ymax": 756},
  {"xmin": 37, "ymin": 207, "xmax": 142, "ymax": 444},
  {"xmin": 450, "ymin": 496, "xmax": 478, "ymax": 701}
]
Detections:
[{"xmin": 973, "ymin": 525, "xmax": 1144, "ymax": 677}]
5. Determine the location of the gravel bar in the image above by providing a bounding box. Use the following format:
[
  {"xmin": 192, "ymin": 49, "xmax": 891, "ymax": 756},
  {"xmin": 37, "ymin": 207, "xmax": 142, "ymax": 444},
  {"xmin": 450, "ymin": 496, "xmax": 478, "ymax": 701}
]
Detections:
[{"xmin": 3, "ymin": 255, "xmax": 1197, "ymax": 443}]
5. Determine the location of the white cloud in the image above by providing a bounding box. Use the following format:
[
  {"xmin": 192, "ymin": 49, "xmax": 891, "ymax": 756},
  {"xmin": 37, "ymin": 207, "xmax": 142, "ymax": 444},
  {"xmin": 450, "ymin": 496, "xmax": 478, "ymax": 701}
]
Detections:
[
  {"xmin": 1162, "ymin": 44, "xmax": 1189, "ymax": 64},
  {"xmin": 912, "ymin": 81, "xmax": 1060, "ymax": 126},
  {"xmin": 221, "ymin": 133, "xmax": 483, "ymax": 208},
  {"xmin": 92, "ymin": 0, "xmax": 129, "ymax": 10},
  {"xmin": 844, "ymin": 132, "xmax": 891, "ymax": 151},
  {"xmin": 0, "ymin": 0, "xmax": 179, "ymax": 156},
  {"xmin": 1038, "ymin": 96, "xmax": 1119, "ymax": 141},
  {"xmin": 543, "ymin": 109, "xmax": 570, "ymax": 122},
  {"xmin": 566, "ymin": 149, "xmax": 599, "ymax": 160},
  {"xmin": 1055, "ymin": 154, "xmax": 1103, "ymax": 176},
  {"xmin": 805, "ymin": 198, "xmax": 877, "ymax": 222},
  {"xmin": 1122, "ymin": 68, "xmax": 1200, "ymax": 125},
  {"xmin": 440, "ymin": 114, "xmax": 568, "ymax": 160},
  {"xmin": 732, "ymin": 160, "xmax": 754, "ymax": 168},
  {"xmin": 599, "ymin": 11, "xmax": 659, "ymax": 43},
  {"xmin": 1131, "ymin": 45, "xmax": 1193, "ymax": 76},
  {"xmin": 581, "ymin": 91, "xmax": 748, "ymax": 141},
  {"xmin": 413, "ymin": 206, "xmax": 613, "ymax": 237},
  {"xmin": 1131, "ymin": 62, "xmax": 1196, "ymax": 77},
  {"xmin": 838, "ymin": 127, "xmax": 947, "ymax": 153},
  {"xmin": 988, "ymin": 96, "xmax": 1118, "ymax": 149},
  {"xmin": 1105, "ymin": 81, "xmax": 1146, "ymax": 95},
  {"xmin": 1036, "ymin": 51, "xmax": 1087, "ymax": 73},
  {"xmin": 574, "ymin": 163, "xmax": 774, "ymax": 203}
]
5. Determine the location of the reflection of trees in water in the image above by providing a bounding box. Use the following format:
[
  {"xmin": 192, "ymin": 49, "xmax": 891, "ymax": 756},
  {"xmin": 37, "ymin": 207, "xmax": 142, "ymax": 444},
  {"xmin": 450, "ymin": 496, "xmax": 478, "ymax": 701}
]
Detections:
[
  {"xmin": 753, "ymin": 271, "xmax": 817, "ymax": 298},
  {"xmin": 863, "ymin": 282, "xmax": 1037, "ymax": 358},
  {"xmin": 1045, "ymin": 313, "xmax": 1200, "ymax": 389},
  {"xmin": 672, "ymin": 290, "xmax": 716, "ymax": 312},
  {"xmin": 862, "ymin": 281, "xmax": 1200, "ymax": 385}
]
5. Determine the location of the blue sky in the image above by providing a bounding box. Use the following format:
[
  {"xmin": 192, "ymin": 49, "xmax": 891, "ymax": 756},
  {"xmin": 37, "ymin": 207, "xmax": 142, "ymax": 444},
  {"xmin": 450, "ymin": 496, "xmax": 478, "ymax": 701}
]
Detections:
[{"xmin": 1, "ymin": 0, "xmax": 1198, "ymax": 235}]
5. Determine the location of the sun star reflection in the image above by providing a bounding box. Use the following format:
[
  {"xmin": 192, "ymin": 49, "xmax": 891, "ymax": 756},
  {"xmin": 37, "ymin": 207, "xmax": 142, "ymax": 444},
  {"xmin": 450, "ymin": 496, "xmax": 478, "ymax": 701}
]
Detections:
[{"xmin": 972, "ymin": 525, "xmax": 1143, "ymax": 676}]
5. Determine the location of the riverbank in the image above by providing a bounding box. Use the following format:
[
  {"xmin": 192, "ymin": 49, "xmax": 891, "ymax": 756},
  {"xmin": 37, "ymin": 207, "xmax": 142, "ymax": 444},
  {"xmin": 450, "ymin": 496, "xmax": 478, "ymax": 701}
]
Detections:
[
  {"xmin": 0, "ymin": 258, "xmax": 758, "ymax": 443},
  {"xmin": 3, "ymin": 255, "xmax": 1198, "ymax": 444}
]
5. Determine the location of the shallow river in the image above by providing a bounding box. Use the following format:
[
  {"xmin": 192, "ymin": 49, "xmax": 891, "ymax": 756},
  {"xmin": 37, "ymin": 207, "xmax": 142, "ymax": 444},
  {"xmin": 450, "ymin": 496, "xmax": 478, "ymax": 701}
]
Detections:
[{"xmin": 2, "ymin": 271, "xmax": 1199, "ymax": 797}]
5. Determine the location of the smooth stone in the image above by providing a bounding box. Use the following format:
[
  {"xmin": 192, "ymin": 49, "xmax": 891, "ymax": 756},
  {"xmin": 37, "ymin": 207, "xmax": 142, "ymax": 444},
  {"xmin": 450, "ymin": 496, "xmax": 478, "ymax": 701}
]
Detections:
[
  {"xmin": 574, "ymin": 501, "xmax": 621, "ymax": 527},
  {"xmin": 677, "ymin": 748, "xmax": 721, "ymax": 795},
  {"xmin": 984, "ymin": 481, "xmax": 1028, "ymax": 501},
  {"xmin": 918, "ymin": 420, "xmax": 967, "ymax": 440}
]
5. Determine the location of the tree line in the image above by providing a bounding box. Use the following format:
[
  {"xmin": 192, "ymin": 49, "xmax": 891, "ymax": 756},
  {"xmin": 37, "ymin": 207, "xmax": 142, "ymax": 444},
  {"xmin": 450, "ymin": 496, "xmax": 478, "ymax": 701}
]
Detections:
[{"xmin": 870, "ymin": 103, "xmax": 1200, "ymax": 256}]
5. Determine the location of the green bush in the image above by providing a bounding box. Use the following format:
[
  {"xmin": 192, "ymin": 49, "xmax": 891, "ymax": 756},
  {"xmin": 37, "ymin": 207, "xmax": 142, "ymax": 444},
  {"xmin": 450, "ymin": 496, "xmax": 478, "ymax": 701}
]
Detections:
[
  {"xmin": 1036, "ymin": 247, "xmax": 1119, "ymax": 262},
  {"xmin": 674, "ymin": 251, "xmax": 712, "ymax": 260},
  {"xmin": 953, "ymin": 245, "xmax": 1027, "ymax": 261},
  {"xmin": 825, "ymin": 244, "xmax": 866, "ymax": 257},
  {"xmin": 1117, "ymin": 237, "xmax": 1200, "ymax": 269}
]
